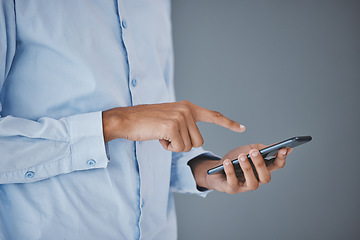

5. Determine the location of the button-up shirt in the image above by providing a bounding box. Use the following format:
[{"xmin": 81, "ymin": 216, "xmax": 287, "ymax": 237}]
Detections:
[{"xmin": 0, "ymin": 1, "xmax": 212, "ymax": 239}]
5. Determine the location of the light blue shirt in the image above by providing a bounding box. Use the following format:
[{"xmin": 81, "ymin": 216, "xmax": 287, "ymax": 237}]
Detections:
[{"xmin": 0, "ymin": 1, "xmax": 213, "ymax": 239}]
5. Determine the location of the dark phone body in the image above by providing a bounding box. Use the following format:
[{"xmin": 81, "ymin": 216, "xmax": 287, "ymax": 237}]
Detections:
[{"xmin": 207, "ymin": 136, "xmax": 312, "ymax": 175}]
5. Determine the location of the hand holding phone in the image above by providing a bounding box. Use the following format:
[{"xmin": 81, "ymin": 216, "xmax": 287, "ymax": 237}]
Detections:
[{"xmin": 207, "ymin": 136, "xmax": 312, "ymax": 175}]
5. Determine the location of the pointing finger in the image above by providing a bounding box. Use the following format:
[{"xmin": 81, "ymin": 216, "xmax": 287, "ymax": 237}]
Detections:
[{"xmin": 191, "ymin": 104, "xmax": 245, "ymax": 133}]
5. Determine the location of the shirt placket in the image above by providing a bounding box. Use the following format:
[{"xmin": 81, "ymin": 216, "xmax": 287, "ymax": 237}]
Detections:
[{"xmin": 115, "ymin": 1, "xmax": 145, "ymax": 239}]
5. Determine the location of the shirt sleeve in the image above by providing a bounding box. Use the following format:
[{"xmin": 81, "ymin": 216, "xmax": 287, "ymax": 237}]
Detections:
[
  {"xmin": 0, "ymin": 113, "xmax": 110, "ymax": 184},
  {"xmin": 170, "ymin": 148, "xmax": 221, "ymax": 197},
  {"xmin": 0, "ymin": 1, "xmax": 109, "ymax": 184}
]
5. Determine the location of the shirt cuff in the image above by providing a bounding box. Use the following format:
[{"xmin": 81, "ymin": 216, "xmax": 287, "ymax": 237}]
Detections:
[
  {"xmin": 68, "ymin": 111, "xmax": 109, "ymax": 171},
  {"xmin": 170, "ymin": 148, "xmax": 220, "ymax": 198}
]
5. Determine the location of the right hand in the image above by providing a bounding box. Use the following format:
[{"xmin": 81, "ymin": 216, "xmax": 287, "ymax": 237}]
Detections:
[{"xmin": 102, "ymin": 100, "xmax": 245, "ymax": 152}]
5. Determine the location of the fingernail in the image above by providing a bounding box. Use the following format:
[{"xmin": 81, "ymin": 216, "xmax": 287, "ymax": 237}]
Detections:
[
  {"xmin": 240, "ymin": 155, "xmax": 247, "ymax": 162},
  {"xmin": 240, "ymin": 124, "xmax": 245, "ymax": 130},
  {"xmin": 224, "ymin": 160, "xmax": 230, "ymax": 166},
  {"xmin": 282, "ymin": 149, "xmax": 287, "ymax": 155},
  {"xmin": 251, "ymin": 150, "xmax": 258, "ymax": 157}
]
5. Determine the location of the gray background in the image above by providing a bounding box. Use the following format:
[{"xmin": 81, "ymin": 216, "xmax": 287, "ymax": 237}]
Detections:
[{"xmin": 171, "ymin": 1, "xmax": 360, "ymax": 239}]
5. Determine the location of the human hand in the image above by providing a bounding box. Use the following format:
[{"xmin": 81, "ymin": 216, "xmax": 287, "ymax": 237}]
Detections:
[
  {"xmin": 189, "ymin": 144, "xmax": 292, "ymax": 194},
  {"xmin": 102, "ymin": 100, "xmax": 245, "ymax": 152}
]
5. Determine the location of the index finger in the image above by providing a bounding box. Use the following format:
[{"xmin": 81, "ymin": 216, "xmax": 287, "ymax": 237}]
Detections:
[{"xmin": 191, "ymin": 104, "xmax": 245, "ymax": 132}]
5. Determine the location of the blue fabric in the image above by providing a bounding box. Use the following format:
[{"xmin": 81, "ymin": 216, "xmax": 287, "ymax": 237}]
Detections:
[{"xmin": 0, "ymin": 1, "xmax": 212, "ymax": 239}]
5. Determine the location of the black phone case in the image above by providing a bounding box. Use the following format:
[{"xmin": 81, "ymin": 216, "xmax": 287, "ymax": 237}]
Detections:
[{"xmin": 207, "ymin": 136, "xmax": 312, "ymax": 175}]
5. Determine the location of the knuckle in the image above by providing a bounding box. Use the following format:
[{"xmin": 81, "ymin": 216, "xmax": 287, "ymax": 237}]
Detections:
[
  {"xmin": 262, "ymin": 175, "xmax": 271, "ymax": 184},
  {"xmin": 242, "ymin": 165, "xmax": 252, "ymax": 172},
  {"xmin": 180, "ymin": 100, "xmax": 191, "ymax": 106},
  {"xmin": 226, "ymin": 187, "xmax": 238, "ymax": 195},
  {"xmin": 277, "ymin": 153, "xmax": 286, "ymax": 160},
  {"xmin": 176, "ymin": 104, "xmax": 190, "ymax": 113},
  {"xmin": 225, "ymin": 169, "xmax": 235, "ymax": 178},
  {"xmin": 212, "ymin": 111, "xmax": 223, "ymax": 118},
  {"xmin": 276, "ymin": 160, "xmax": 286, "ymax": 169},
  {"xmin": 193, "ymin": 137, "xmax": 204, "ymax": 148},
  {"xmin": 184, "ymin": 145, "xmax": 192, "ymax": 152},
  {"xmin": 254, "ymin": 160, "xmax": 265, "ymax": 169},
  {"xmin": 162, "ymin": 123, "xmax": 171, "ymax": 132},
  {"xmin": 172, "ymin": 111, "xmax": 183, "ymax": 120},
  {"xmin": 174, "ymin": 145, "xmax": 185, "ymax": 153},
  {"xmin": 248, "ymin": 183, "xmax": 259, "ymax": 191},
  {"xmin": 198, "ymin": 137, "xmax": 205, "ymax": 146},
  {"xmin": 165, "ymin": 119, "xmax": 178, "ymax": 129}
]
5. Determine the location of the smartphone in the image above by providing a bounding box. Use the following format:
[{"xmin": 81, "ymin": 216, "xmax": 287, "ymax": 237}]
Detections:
[{"xmin": 207, "ymin": 136, "xmax": 312, "ymax": 175}]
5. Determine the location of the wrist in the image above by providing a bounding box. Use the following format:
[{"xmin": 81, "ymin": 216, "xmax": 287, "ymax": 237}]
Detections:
[
  {"xmin": 102, "ymin": 108, "xmax": 127, "ymax": 142},
  {"xmin": 188, "ymin": 155, "xmax": 220, "ymax": 190}
]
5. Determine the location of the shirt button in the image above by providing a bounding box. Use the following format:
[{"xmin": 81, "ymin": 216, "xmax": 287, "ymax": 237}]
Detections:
[
  {"xmin": 122, "ymin": 20, "xmax": 127, "ymax": 29},
  {"xmin": 131, "ymin": 78, "xmax": 137, "ymax": 87},
  {"xmin": 87, "ymin": 159, "xmax": 96, "ymax": 167},
  {"xmin": 25, "ymin": 171, "xmax": 35, "ymax": 179}
]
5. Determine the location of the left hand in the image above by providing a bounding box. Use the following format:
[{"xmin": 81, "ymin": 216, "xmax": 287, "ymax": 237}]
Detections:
[{"xmin": 189, "ymin": 144, "xmax": 292, "ymax": 194}]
